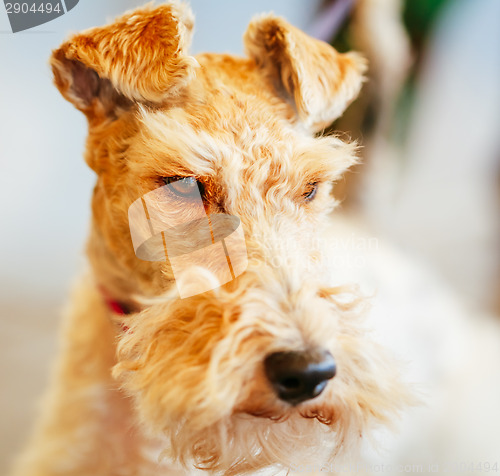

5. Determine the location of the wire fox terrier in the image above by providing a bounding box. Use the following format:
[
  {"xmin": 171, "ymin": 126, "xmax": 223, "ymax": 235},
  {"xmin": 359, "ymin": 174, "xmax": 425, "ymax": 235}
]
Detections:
[{"xmin": 12, "ymin": 2, "xmax": 412, "ymax": 475}]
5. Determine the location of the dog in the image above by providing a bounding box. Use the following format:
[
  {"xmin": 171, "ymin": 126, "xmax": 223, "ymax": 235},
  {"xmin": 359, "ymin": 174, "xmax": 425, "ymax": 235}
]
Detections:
[{"xmin": 13, "ymin": 2, "xmax": 500, "ymax": 475}]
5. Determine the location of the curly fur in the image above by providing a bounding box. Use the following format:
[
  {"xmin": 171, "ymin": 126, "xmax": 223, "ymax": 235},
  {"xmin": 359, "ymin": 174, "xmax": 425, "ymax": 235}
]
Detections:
[
  {"xmin": 114, "ymin": 278, "xmax": 407, "ymax": 473},
  {"xmin": 11, "ymin": 3, "xmax": 412, "ymax": 475}
]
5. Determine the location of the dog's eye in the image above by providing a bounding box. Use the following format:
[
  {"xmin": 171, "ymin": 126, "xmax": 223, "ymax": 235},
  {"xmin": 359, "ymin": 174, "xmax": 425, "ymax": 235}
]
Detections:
[
  {"xmin": 163, "ymin": 176, "xmax": 204, "ymax": 198},
  {"xmin": 304, "ymin": 182, "xmax": 319, "ymax": 202}
]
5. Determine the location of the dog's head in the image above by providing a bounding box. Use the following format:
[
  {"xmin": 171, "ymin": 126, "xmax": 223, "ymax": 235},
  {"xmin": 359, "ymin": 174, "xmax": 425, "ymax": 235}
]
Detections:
[{"xmin": 51, "ymin": 2, "xmax": 408, "ymax": 473}]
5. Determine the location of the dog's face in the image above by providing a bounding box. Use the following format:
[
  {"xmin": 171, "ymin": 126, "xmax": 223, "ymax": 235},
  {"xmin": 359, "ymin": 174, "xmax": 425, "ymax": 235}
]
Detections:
[{"xmin": 52, "ymin": 3, "xmax": 408, "ymax": 473}]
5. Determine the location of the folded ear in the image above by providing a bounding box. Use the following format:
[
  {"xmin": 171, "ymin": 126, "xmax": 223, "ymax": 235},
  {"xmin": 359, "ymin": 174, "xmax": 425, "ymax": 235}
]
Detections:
[
  {"xmin": 244, "ymin": 15, "xmax": 367, "ymax": 133},
  {"xmin": 50, "ymin": 2, "xmax": 197, "ymax": 122}
]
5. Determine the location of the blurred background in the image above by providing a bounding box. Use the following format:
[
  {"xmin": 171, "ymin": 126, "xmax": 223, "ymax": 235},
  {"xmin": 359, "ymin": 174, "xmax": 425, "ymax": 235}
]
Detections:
[{"xmin": 1, "ymin": 0, "xmax": 499, "ymax": 473}]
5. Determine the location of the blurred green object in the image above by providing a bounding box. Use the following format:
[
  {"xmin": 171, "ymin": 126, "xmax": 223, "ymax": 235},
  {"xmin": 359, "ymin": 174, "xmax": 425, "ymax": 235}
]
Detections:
[
  {"xmin": 396, "ymin": 0, "xmax": 451, "ymax": 146},
  {"xmin": 403, "ymin": 0, "xmax": 450, "ymax": 50},
  {"xmin": 330, "ymin": 0, "xmax": 451, "ymax": 53},
  {"xmin": 337, "ymin": 0, "xmax": 451, "ymax": 140}
]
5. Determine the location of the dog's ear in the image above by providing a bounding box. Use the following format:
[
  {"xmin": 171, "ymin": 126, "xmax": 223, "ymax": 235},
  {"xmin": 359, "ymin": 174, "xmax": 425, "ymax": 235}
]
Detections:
[
  {"xmin": 50, "ymin": 2, "xmax": 197, "ymax": 123},
  {"xmin": 244, "ymin": 15, "xmax": 367, "ymax": 133}
]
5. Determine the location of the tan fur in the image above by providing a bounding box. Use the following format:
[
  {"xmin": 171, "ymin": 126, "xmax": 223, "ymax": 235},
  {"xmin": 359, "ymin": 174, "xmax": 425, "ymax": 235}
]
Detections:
[
  {"xmin": 11, "ymin": 3, "xmax": 412, "ymax": 475},
  {"xmin": 244, "ymin": 15, "xmax": 367, "ymax": 133},
  {"xmin": 52, "ymin": 2, "xmax": 197, "ymax": 109}
]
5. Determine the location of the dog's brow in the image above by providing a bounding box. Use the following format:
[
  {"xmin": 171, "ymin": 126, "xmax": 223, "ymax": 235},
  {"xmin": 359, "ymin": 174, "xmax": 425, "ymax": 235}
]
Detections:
[
  {"xmin": 134, "ymin": 109, "xmax": 225, "ymax": 176},
  {"xmin": 293, "ymin": 137, "xmax": 358, "ymax": 182}
]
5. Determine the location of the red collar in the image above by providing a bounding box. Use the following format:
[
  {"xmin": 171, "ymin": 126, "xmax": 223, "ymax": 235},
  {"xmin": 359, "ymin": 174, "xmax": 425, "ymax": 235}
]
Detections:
[
  {"xmin": 100, "ymin": 287, "xmax": 135, "ymax": 335},
  {"xmin": 99, "ymin": 286, "xmax": 135, "ymax": 315},
  {"xmin": 103, "ymin": 295, "xmax": 132, "ymax": 315}
]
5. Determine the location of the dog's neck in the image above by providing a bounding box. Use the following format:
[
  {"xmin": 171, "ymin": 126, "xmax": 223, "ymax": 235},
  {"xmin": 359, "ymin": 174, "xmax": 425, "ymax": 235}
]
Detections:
[{"xmin": 86, "ymin": 223, "xmax": 145, "ymax": 313}]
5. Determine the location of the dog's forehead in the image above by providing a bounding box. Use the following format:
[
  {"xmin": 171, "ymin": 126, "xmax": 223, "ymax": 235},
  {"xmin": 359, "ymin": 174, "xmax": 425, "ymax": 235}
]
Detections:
[
  {"xmin": 134, "ymin": 54, "xmax": 301, "ymax": 168},
  {"xmin": 136, "ymin": 103, "xmax": 296, "ymax": 176},
  {"xmin": 183, "ymin": 53, "xmax": 299, "ymax": 140},
  {"xmin": 134, "ymin": 102, "xmax": 354, "ymax": 192},
  {"xmin": 192, "ymin": 52, "xmax": 293, "ymax": 110},
  {"xmin": 131, "ymin": 52, "xmax": 356, "ymax": 184}
]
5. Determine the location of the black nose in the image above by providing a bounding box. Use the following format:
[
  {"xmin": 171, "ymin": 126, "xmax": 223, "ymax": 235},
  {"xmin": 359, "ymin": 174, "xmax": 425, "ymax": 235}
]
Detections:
[{"xmin": 264, "ymin": 349, "xmax": 336, "ymax": 405}]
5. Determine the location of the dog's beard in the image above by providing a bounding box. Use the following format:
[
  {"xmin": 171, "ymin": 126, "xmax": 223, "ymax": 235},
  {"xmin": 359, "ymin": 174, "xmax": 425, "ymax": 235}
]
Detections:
[
  {"xmin": 113, "ymin": 270, "xmax": 411, "ymax": 473},
  {"xmin": 159, "ymin": 411, "xmax": 348, "ymax": 474}
]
